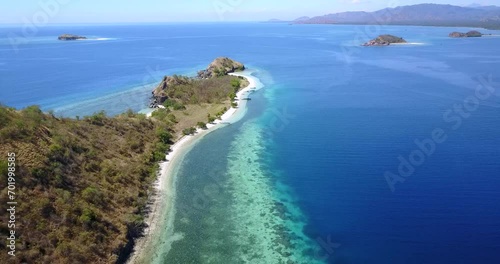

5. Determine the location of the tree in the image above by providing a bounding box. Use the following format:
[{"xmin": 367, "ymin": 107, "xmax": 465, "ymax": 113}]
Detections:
[{"xmin": 157, "ymin": 130, "xmax": 173, "ymax": 144}]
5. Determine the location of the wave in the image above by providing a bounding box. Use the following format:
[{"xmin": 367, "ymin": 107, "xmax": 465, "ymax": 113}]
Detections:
[
  {"xmin": 77, "ymin": 37, "xmax": 118, "ymax": 41},
  {"xmin": 391, "ymin": 42, "xmax": 427, "ymax": 45}
]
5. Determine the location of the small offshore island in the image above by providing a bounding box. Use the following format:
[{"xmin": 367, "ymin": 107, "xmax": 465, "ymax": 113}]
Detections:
[
  {"xmin": 58, "ymin": 34, "xmax": 87, "ymax": 40},
  {"xmin": 448, "ymin": 30, "xmax": 484, "ymax": 38},
  {"xmin": 362, "ymin": 34, "xmax": 407, "ymax": 46}
]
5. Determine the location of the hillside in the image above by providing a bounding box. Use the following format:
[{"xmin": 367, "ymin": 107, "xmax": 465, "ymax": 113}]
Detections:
[
  {"xmin": 0, "ymin": 107, "xmax": 167, "ymax": 263},
  {"xmin": 295, "ymin": 4, "xmax": 500, "ymax": 29}
]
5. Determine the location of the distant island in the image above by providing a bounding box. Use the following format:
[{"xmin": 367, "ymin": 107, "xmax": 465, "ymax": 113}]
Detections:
[
  {"xmin": 449, "ymin": 30, "xmax": 484, "ymax": 38},
  {"xmin": 363, "ymin": 35, "xmax": 407, "ymax": 46},
  {"xmin": 264, "ymin": 16, "xmax": 311, "ymax": 23},
  {"xmin": 58, "ymin": 34, "xmax": 87, "ymax": 41},
  {"xmin": 291, "ymin": 4, "xmax": 500, "ymax": 29}
]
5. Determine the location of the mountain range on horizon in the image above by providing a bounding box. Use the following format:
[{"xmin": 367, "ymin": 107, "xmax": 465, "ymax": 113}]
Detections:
[{"xmin": 269, "ymin": 3, "xmax": 500, "ymax": 29}]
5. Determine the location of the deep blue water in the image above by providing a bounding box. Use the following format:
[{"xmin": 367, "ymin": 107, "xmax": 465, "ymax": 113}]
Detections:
[{"xmin": 2, "ymin": 23, "xmax": 500, "ymax": 263}]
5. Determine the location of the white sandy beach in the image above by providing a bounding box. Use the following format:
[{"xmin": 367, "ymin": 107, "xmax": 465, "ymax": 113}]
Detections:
[{"xmin": 127, "ymin": 70, "xmax": 263, "ymax": 263}]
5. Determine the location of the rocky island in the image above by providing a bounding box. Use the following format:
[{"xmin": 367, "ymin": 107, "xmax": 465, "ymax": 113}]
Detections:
[
  {"xmin": 362, "ymin": 35, "xmax": 407, "ymax": 46},
  {"xmin": 150, "ymin": 57, "xmax": 246, "ymax": 108},
  {"xmin": 196, "ymin": 57, "xmax": 245, "ymax": 79},
  {"xmin": 58, "ymin": 34, "xmax": 87, "ymax": 40},
  {"xmin": 449, "ymin": 30, "xmax": 483, "ymax": 38}
]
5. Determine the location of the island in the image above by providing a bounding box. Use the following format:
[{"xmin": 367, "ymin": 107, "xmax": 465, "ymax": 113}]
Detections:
[
  {"xmin": 58, "ymin": 34, "xmax": 87, "ymax": 40},
  {"xmin": 362, "ymin": 35, "xmax": 407, "ymax": 46},
  {"xmin": 449, "ymin": 30, "xmax": 483, "ymax": 38}
]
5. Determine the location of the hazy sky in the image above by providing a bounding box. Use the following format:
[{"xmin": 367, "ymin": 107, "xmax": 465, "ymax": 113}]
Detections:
[{"xmin": 1, "ymin": 0, "xmax": 498, "ymax": 24}]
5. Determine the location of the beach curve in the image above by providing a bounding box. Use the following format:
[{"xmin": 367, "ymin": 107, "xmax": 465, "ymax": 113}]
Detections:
[{"xmin": 127, "ymin": 70, "xmax": 264, "ymax": 264}]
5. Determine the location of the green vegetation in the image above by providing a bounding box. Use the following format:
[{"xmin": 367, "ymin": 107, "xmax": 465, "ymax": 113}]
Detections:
[
  {"xmin": 162, "ymin": 99, "xmax": 186, "ymax": 110},
  {"xmin": 161, "ymin": 75, "xmax": 247, "ymax": 105},
  {"xmin": 230, "ymin": 78, "xmax": 241, "ymax": 89},
  {"xmin": 182, "ymin": 127, "xmax": 197, "ymax": 135},
  {"xmin": 153, "ymin": 73, "xmax": 248, "ymax": 139},
  {"xmin": 207, "ymin": 114, "xmax": 216, "ymax": 124},
  {"xmin": 197, "ymin": 122, "xmax": 208, "ymax": 130}
]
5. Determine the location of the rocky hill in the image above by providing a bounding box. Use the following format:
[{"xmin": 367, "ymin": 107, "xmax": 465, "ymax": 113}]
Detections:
[
  {"xmin": 151, "ymin": 57, "xmax": 245, "ymax": 107},
  {"xmin": 197, "ymin": 57, "xmax": 245, "ymax": 79}
]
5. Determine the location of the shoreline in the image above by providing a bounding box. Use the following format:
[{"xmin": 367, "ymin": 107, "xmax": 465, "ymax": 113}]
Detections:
[{"xmin": 127, "ymin": 70, "xmax": 263, "ymax": 263}]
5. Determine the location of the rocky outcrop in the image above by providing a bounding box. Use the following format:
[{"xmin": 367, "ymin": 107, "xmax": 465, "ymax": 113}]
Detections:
[
  {"xmin": 362, "ymin": 35, "xmax": 407, "ymax": 46},
  {"xmin": 449, "ymin": 30, "xmax": 483, "ymax": 38},
  {"xmin": 150, "ymin": 75, "xmax": 191, "ymax": 108},
  {"xmin": 58, "ymin": 34, "xmax": 87, "ymax": 40},
  {"xmin": 197, "ymin": 57, "xmax": 245, "ymax": 79},
  {"xmin": 150, "ymin": 58, "xmax": 245, "ymax": 108}
]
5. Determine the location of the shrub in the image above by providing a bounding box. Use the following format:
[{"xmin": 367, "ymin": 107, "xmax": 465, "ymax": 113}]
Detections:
[
  {"xmin": 197, "ymin": 122, "xmax": 208, "ymax": 130},
  {"xmin": 22, "ymin": 105, "xmax": 44, "ymax": 125},
  {"xmin": 0, "ymin": 106, "xmax": 12, "ymax": 125},
  {"xmin": 79, "ymin": 208, "xmax": 97, "ymax": 225},
  {"xmin": 167, "ymin": 114, "xmax": 178, "ymax": 123},
  {"xmin": 86, "ymin": 111, "xmax": 106, "ymax": 126},
  {"xmin": 82, "ymin": 186, "xmax": 104, "ymax": 206},
  {"xmin": 163, "ymin": 99, "xmax": 186, "ymax": 110},
  {"xmin": 49, "ymin": 143, "xmax": 70, "ymax": 164},
  {"xmin": 152, "ymin": 142, "xmax": 170, "ymax": 162},
  {"xmin": 173, "ymin": 102, "xmax": 186, "ymax": 110},
  {"xmin": 125, "ymin": 109, "xmax": 136, "ymax": 117},
  {"xmin": 207, "ymin": 114, "xmax": 216, "ymax": 124},
  {"xmin": 162, "ymin": 99, "xmax": 175, "ymax": 108},
  {"xmin": 157, "ymin": 130, "xmax": 173, "ymax": 145},
  {"xmin": 182, "ymin": 127, "xmax": 197, "ymax": 136},
  {"xmin": 230, "ymin": 78, "xmax": 241, "ymax": 89}
]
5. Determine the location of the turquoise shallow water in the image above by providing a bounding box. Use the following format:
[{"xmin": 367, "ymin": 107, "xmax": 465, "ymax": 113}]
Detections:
[
  {"xmin": 2, "ymin": 23, "xmax": 500, "ymax": 263},
  {"xmin": 147, "ymin": 70, "xmax": 326, "ymax": 263}
]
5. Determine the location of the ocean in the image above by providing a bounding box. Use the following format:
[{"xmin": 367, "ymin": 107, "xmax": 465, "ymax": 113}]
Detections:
[{"xmin": 1, "ymin": 23, "xmax": 500, "ymax": 263}]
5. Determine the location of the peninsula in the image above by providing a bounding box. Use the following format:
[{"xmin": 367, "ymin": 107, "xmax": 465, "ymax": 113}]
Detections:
[
  {"xmin": 128, "ymin": 60, "xmax": 259, "ymax": 264},
  {"xmin": 0, "ymin": 57, "xmax": 253, "ymax": 264}
]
